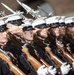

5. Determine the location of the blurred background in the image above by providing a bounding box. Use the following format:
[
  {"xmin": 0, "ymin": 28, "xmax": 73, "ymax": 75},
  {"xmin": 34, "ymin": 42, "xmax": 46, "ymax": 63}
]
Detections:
[{"xmin": 0, "ymin": 0, "xmax": 74, "ymax": 18}]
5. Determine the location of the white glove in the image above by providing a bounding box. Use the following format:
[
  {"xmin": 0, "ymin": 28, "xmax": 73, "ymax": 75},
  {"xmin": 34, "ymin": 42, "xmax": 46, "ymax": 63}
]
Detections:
[
  {"xmin": 47, "ymin": 66, "xmax": 57, "ymax": 75},
  {"xmin": 60, "ymin": 62, "xmax": 71, "ymax": 75},
  {"xmin": 72, "ymin": 62, "xmax": 74, "ymax": 65},
  {"xmin": 37, "ymin": 65, "xmax": 48, "ymax": 75},
  {"xmin": 72, "ymin": 62, "xmax": 74, "ymax": 70}
]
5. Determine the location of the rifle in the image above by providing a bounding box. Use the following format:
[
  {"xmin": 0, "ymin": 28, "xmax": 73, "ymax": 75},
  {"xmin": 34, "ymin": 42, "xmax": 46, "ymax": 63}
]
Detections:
[
  {"xmin": 16, "ymin": 0, "xmax": 41, "ymax": 19},
  {"xmin": 40, "ymin": 58, "xmax": 50, "ymax": 67},
  {"xmin": 32, "ymin": 48, "xmax": 50, "ymax": 67},
  {"xmin": 16, "ymin": 0, "xmax": 52, "ymax": 18},
  {"xmin": 47, "ymin": 34, "xmax": 74, "ymax": 64},
  {"xmin": 0, "ymin": 48, "xmax": 26, "ymax": 75},
  {"xmin": 27, "ymin": 45, "xmax": 50, "ymax": 67},
  {"xmin": 34, "ymin": 35, "xmax": 64, "ymax": 67},
  {"xmin": 8, "ymin": 32, "xmax": 42, "ymax": 71},
  {"xmin": 56, "ymin": 41, "xmax": 74, "ymax": 64}
]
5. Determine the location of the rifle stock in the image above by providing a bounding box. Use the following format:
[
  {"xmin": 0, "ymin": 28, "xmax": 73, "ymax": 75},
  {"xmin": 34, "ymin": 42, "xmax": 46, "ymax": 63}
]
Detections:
[
  {"xmin": 45, "ymin": 47, "xmax": 63, "ymax": 67},
  {"xmin": 34, "ymin": 36, "xmax": 64, "ymax": 67},
  {"xmin": 8, "ymin": 33, "xmax": 42, "ymax": 71},
  {"xmin": 0, "ymin": 50, "xmax": 26, "ymax": 75},
  {"xmin": 47, "ymin": 35, "xmax": 74, "ymax": 64},
  {"xmin": 40, "ymin": 58, "xmax": 50, "ymax": 67},
  {"xmin": 56, "ymin": 43, "xmax": 74, "ymax": 64},
  {"xmin": 21, "ymin": 48, "xmax": 42, "ymax": 70}
]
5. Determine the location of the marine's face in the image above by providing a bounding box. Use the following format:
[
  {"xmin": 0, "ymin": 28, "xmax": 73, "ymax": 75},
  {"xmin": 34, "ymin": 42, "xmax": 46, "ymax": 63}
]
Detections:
[
  {"xmin": 59, "ymin": 26, "xmax": 66, "ymax": 36},
  {"xmin": 71, "ymin": 27, "xmax": 74, "ymax": 38},
  {"xmin": 0, "ymin": 32, "xmax": 8, "ymax": 46},
  {"xmin": 51, "ymin": 27, "xmax": 60, "ymax": 37},
  {"xmin": 67, "ymin": 26, "xmax": 74, "ymax": 38},
  {"xmin": 66, "ymin": 27, "xmax": 73, "ymax": 35},
  {"xmin": 71, "ymin": 27, "xmax": 74, "ymax": 34},
  {"xmin": 23, "ymin": 30, "xmax": 34, "ymax": 41},
  {"xmin": 37, "ymin": 28, "xmax": 49, "ymax": 38},
  {"xmin": 7, "ymin": 23, "xmax": 23, "ymax": 35}
]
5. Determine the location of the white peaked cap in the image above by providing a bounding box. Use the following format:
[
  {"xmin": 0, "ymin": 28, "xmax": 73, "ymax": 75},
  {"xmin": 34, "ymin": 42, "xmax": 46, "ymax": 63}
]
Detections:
[
  {"xmin": 59, "ymin": 16, "xmax": 65, "ymax": 23},
  {"xmin": 5, "ymin": 14, "xmax": 22, "ymax": 23},
  {"xmin": 22, "ymin": 19, "xmax": 32, "ymax": 27},
  {"xmin": 45, "ymin": 16, "xmax": 61, "ymax": 24},
  {"xmin": 32, "ymin": 18, "xmax": 46, "ymax": 28},
  {"xmin": 0, "ymin": 20, "xmax": 5, "ymax": 26},
  {"xmin": 65, "ymin": 17, "xmax": 74, "ymax": 24}
]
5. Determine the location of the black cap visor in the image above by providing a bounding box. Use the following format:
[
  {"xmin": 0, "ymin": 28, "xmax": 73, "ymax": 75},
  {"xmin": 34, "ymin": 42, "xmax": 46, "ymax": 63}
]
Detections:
[
  {"xmin": 59, "ymin": 22, "xmax": 65, "ymax": 26},
  {"xmin": 46, "ymin": 24, "xmax": 51, "ymax": 27},
  {"xmin": 35, "ymin": 23, "xmax": 47, "ymax": 29},
  {"xmin": 66, "ymin": 22, "xmax": 74, "ymax": 27},
  {"xmin": 23, "ymin": 26, "xmax": 35, "ymax": 31},
  {"xmin": 8, "ymin": 19, "xmax": 23, "ymax": 26},
  {"xmin": 50, "ymin": 23, "xmax": 59, "ymax": 28}
]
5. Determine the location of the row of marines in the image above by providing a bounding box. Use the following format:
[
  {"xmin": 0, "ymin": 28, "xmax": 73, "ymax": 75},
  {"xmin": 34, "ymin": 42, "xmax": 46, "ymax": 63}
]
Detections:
[{"xmin": 0, "ymin": 0, "xmax": 74, "ymax": 75}]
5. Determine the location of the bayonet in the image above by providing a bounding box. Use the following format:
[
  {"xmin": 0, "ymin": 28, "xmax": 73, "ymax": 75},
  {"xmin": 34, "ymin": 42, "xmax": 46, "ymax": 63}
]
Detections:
[{"xmin": 17, "ymin": 0, "xmax": 41, "ymax": 18}]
